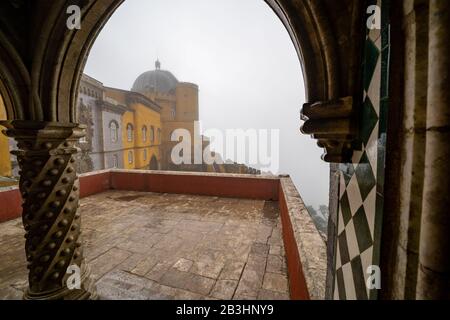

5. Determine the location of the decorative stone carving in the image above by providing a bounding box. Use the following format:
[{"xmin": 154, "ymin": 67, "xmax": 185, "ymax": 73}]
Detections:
[
  {"xmin": 0, "ymin": 120, "xmax": 96, "ymax": 300},
  {"xmin": 300, "ymin": 96, "xmax": 356, "ymax": 163},
  {"xmin": 76, "ymin": 99, "xmax": 94, "ymax": 173}
]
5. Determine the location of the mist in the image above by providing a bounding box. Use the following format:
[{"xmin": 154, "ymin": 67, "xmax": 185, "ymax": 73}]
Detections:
[{"xmin": 84, "ymin": 0, "xmax": 330, "ymax": 208}]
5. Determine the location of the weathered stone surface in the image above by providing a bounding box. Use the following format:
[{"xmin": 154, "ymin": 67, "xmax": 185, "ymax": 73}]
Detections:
[
  {"xmin": 0, "ymin": 190, "xmax": 290, "ymax": 300},
  {"xmin": 211, "ymin": 280, "xmax": 238, "ymax": 300},
  {"xmin": 145, "ymin": 262, "xmax": 173, "ymax": 282},
  {"xmin": 158, "ymin": 268, "xmax": 215, "ymax": 296},
  {"xmin": 219, "ymin": 260, "xmax": 246, "ymax": 281},
  {"xmin": 234, "ymin": 268, "xmax": 264, "ymax": 298},
  {"xmin": 269, "ymin": 245, "xmax": 282, "ymax": 256},
  {"xmin": 191, "ymin": 251, "xmax": 226, "ymax": 279},
  {"xmin": 280, "ymin": 178, "xmax": 326, "ymax": 299},
  {"xmin": 250, "ymin": 243, "xmax": 270, "ymax": 256},
  {"xmin": 246, "ymin": 254, "xmax": 267, "ymax": 274},
  {"xmin": 266, "ymin": 255, "xmax": 287, "ymax": 275},
  {"xmin": 258, "ymin": 289, "xmax": 290, "ymax": 300},
  {"xmin": 90, "ymin": 248, "xmax": 131, "ymax": 281},
  {"xmin": 262, "ymin": 273, "xmax": 289, "ymax": 293},
  {"xmin": 131, "ymin": 256, "xmax": 159, "ymax": 276},
  {"xmin": 173, "ymin": 258, "xmax": 193, "ymax": 272}
]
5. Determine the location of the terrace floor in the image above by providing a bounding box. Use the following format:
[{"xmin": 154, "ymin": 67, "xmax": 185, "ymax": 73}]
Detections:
[{"xmin": 0, "ymin": 190, "xmax": 290, "ymax": 300}]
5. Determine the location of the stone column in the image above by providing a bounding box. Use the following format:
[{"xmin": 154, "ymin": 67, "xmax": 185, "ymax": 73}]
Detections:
[
  {"xmin": 0, "ymin": 120, "xmax": 96, "ymax": 300},
  {"xmin": 416, "ymin": 0, "xmax": 450, "ymax": 299}
]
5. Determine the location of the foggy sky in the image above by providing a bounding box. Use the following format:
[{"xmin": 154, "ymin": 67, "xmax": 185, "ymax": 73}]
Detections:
[{"xmin": 84, "ymin": 0, "xmax": 330, "ymax": 208}]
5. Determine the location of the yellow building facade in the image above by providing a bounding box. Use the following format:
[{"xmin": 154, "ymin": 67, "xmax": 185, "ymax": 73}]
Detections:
[
  {"xmin": 74, "ymin": 63, "xmax": 259, "ymax": 175},
  {"xmin": 131, "ymin": 61, "xmax": 203, "ymax": 170},
  {"xmin": 104, "ymin": 87, "xmax": 162, "ymax": 170}
]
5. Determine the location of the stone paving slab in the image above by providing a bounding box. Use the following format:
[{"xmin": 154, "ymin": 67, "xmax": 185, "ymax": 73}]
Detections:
[{"xmin": 0, "ymin": 190, "xmax": 290, "ymax": 300}]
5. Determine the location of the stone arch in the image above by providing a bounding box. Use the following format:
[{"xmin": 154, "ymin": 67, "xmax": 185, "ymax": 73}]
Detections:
[
  {"xmin": 0, "ymin": 0, "xmax": 365, "ymax": 162},
  {"xmin": 0, "ymin": 0, "xmax": 374, "ymax": 301},
  {"xmin": 0, "ymin": 0, "xmax": 124, "ymax": 122},
  {"xmin": 0, "ymin": 0, "xmax": 363, "ymax": 127},
  {"xmin": 0, "ymin": 35, "xmax": 29, "ymax": 120}
]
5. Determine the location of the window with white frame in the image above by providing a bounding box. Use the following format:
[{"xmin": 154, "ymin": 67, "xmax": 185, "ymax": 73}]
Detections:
[
  {"xmin": 128, "ymin": 151, "xmax": 133, "ymax": 164},
  {"xmin": 127, "ymin": 123, "xmax": 133, "ymax": 142},
  {"xmin": 110, "ymin": 121, "xmax": 119, "ymax": 143},
  {"xmin": 150, "ymin": 126, "xmax": 155, "ymax": 143},
  {"xmin": 142, "ymin": 126, "xmax": 147, "ymax": 142}
]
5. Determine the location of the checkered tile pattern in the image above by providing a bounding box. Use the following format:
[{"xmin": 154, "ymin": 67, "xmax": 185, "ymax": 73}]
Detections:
[{"xmin": 333, "ymin": 0, "xmax": 389, "ymax": 300}]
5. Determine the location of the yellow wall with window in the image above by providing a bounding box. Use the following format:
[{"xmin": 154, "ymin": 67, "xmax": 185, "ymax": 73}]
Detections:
[
  {"xmin": 122, "ymin": 111, "xmax": 136, "ymax": 169},
  {"xmin": 0, "ymin": 95, "xmax": 12, "ymax": 177},
  {"xmin": 105, "ymin": 88, "xmax": 162, "ymax": 170},
  {"xmin": 130, "ymin": 101, "xmax": 161, "ymax": 170}
]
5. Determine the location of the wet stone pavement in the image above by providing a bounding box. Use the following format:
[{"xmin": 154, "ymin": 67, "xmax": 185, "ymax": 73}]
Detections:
[{"xmin": 0, "ymin": 190, "xmax": 290, "ymax": 300}]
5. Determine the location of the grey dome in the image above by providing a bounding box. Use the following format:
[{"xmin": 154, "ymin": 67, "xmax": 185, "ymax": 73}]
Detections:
[{"xmin": 131, "ymin": 69, "xmax": 178, "ymax": 94}]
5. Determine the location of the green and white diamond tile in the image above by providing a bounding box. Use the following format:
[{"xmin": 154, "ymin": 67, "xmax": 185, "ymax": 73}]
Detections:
[{"xmin": 333, "ymin": 0, "xmax": 388, "ymax": 300}]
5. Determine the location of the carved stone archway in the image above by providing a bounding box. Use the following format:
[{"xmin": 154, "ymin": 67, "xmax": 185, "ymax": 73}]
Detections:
[
  {"xmin": 0, "ymin": 0, "xmax": 369, "ymax": 300},
  {"xmin": 0, "ymin": 0, "xmax": 366, "ymax": 162}
]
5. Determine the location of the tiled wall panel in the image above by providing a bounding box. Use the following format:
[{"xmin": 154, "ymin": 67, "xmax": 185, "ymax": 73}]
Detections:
[{"xmin": 334, "ymin": 0, "xmax": 390, "ymax": 300}]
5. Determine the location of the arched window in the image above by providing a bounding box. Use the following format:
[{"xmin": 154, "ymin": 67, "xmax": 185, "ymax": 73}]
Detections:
[
  {"xmin": 150, "ymin": 126, "xmax": 155, "ymax": 143},
  {"xmin": 143, "ymin": 149, "xmax": 147, "ymax": 161},
  {"xmin": 157, "ymin": 128, "xmax": 161, "ymax": 143},
  {"xmin": 128, "ymin": 151, "xmax": 133, "ymax": 164},
  {"xmin": 109, "ymin": 121, "xmax": 119, "ymax": 143},
  {"xmin": 112, "ymin": 154, "xmax": 118, "ymax": 168},
  {"xmin": 171, "ymin": 106, "xmax": 176, "ymax": 119},
  {"xmin": 127, "ymin": 124, "xmax": 134, "ymax": 142},
  {"xmin": 142, "ymin": 126, "xmax": 147, "ymax": 142}
]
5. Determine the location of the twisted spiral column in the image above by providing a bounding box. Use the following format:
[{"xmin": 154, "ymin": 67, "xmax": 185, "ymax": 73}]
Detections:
[{"xmin": 1, "ymin": 121, "xmax": 96, "ymax": 300}]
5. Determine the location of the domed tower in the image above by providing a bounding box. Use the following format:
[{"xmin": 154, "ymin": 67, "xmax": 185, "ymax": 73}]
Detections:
[
  {"xmin": 176, "ymin": 82, "xmax": 199, "ymax": 122},
  {"xmin": 131, "ymin": 60, "xmax": 179, "ymax": 96},
  {"xmin": 131, "ymin": 60, "xmax": 200, "ymax": 170}
]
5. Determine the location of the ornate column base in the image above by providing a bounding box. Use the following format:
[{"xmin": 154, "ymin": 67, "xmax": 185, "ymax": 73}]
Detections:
[{"xmin": 23, "ymin": 263, "xmax": 97, "ymax": 300}]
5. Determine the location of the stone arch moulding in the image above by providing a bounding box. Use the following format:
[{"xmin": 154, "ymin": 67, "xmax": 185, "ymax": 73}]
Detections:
[
  {"xmin": 1, "ymin": 0, "xmax": 363, "ymax": 162},
  {"xmin": 0, "ymin": 28, "xmax": 29, "ymax": 120},
  {"xmin": 265, "ymin": 0, "xmax": 365, "ymax": 163},
  {"xmin": 0, "ymin": 0, "xmax": 124, "ymax": 122},
  {"xmin": 42, "ymin": 0, "xmax": 124, "ymax": 122}
]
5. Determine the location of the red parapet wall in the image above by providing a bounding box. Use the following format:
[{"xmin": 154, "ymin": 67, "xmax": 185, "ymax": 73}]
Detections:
[
  {"xmin": 0, "ymin": 188, "xmax": 22, "ymax": 223},
  {"xmin": 0, "ymin": 171, "xmax": 279, "ymax": 222},
  {"xmin": 79, "ymin": 171, "xmax": 111, "ymax": 198},
  {"xmin": 110, "ymin": 171, "xmax": 279, "ymax": 200},
  {"xmin": 278, "ymin": 182, "xmax": 310, "ymax": 300}
]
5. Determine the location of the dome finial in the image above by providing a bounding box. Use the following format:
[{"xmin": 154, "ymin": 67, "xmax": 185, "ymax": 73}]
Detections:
[{"xmin": 155, "ymin": 59, "xmax": 161, "ymax": 70}]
